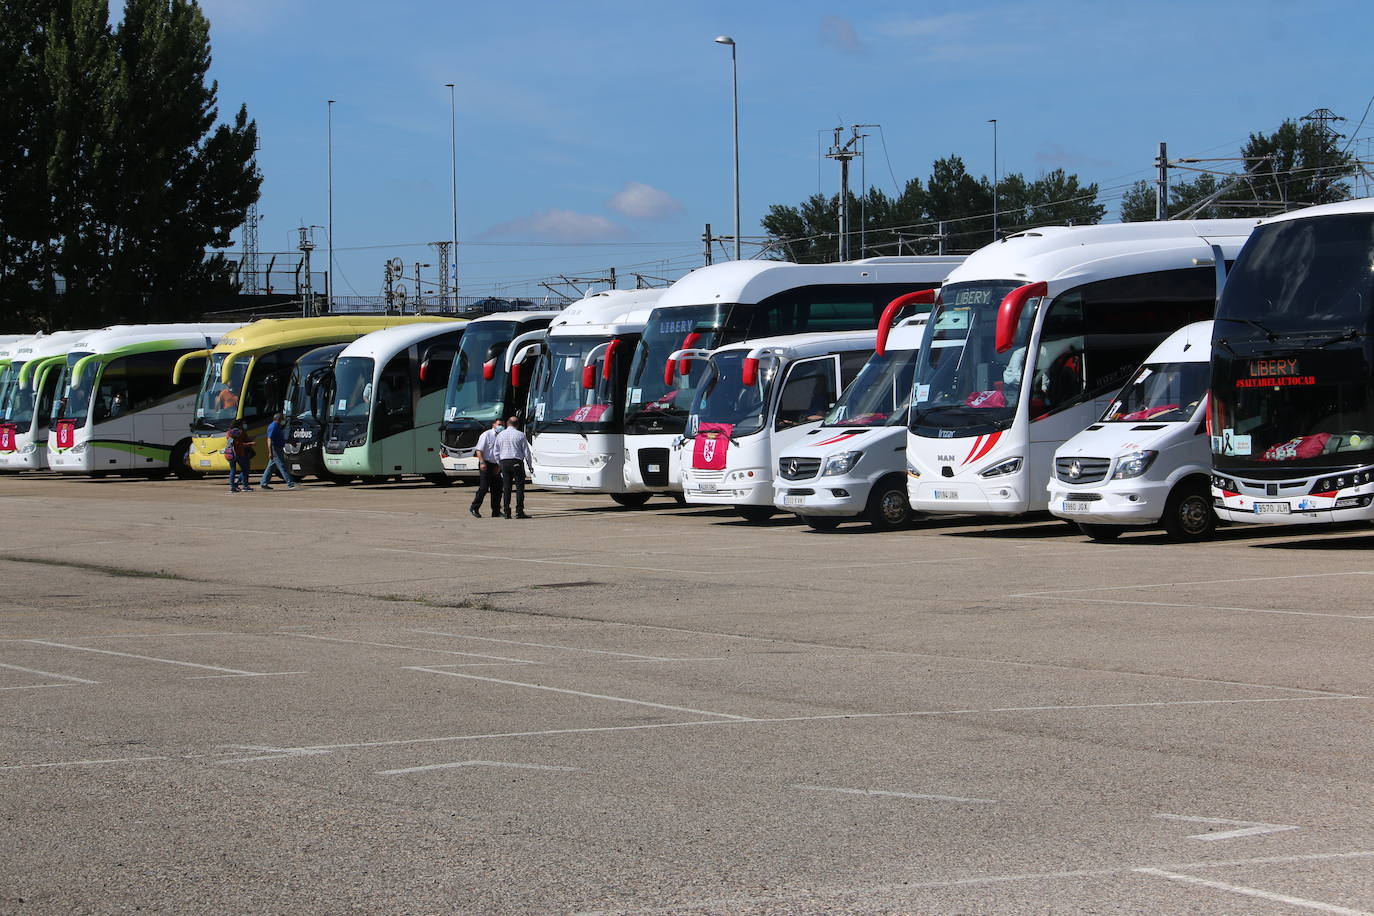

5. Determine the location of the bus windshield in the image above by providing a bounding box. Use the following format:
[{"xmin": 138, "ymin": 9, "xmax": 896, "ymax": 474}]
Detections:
[
  {"xmin": 53, "ymin": 353, "xmax": 100, "ymax": 424},
  {"xmin": 1218, "ymin": 213, "xmax": 1374, "ymax": 334},
  {"xmin": 690, "ymin": 351, "xmax": 775, "ymax": 438},
  {"xmin": 826, "ymin": 348, "xmax": 918, "ymax": 427},
  {"xmin": 284, "ymin": 350, "xmax": 338, "ymax": 423},
  {"xmin": 446, "ymin": 320, "xmax": 518, "ymax": 423},
  {"xmin": 625, "ymin": 305, "xmax": 729, "ymax": 432},
  {"xmin": 332, "ymin": 356, "xmax": 377, "ymax": 420},
  {"xmin": 909, "ymin": 281, "xmax": 1026, "ymax": 435},
  {"xmin": 1103, "ymin": 362, "xmax": 1209, "ymax": 422},
  {"xmin": 528, "ymin": 336, "xmax": 624, "ymax": 433},
  {"xmin": 0, "ymin": 362, "xmax": 36, "ymax": 431},
  {"xmin": 1212, "ymin": 345, "xmax": 1374, "ymax": 469},
  {"xmin": 194, "ymin": 352, "xmax": 247, "ymax": 432}
]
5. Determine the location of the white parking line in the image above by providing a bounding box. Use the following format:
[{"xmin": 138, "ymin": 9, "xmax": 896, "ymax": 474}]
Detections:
[
  {"xmin": 281, "ymin": 632, "xmax": 537, "ymax": 663},
  {"xmin": 1134, "ymin": 868, "xmax": 1373, "ymax": 915},
  {"xmin": 1018, "ymin": 595, "xmax": 1374, "ymax": 620},
  {"xmin": 0, "ymin": 683, "xmax": 79, "ymax": 691},
  {"xmin": 0, "ymin": 755, "xmax": 172, "ymax": 771},
  {"xmin": 1013, "ymin": 569, "xmax": 1374, "ymax": 598},
  {"xmin": 1155, "ymin": 813, "xmax": 1301, "ymax": 841},
  {"xmin": 378, "ymin": 759, "xmax": 580, "ymax": 775},
  {"xmin": 403, "ymin": 666, "xmax": 752, "ymax": 720},
  {"xmin": 793, "ymin": 784, "xmax": 996, "ymax": 804},
  {"xmin": 23, "ymin": 640, "xmax": 263, "ymax": 675},
  {"xmin": 0, "ymin": 661, "xmax": 99, "ymax": 684},
  {"xmin": 375, "ymin": 546, "xmax": 734, "ymax": 576},
  {"xmin": 406, "ymin": 628, "xmax": 687, "ymax": 661}
]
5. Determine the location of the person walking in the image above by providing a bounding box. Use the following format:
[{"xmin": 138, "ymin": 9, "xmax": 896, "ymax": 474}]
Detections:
[
  {"xmin": 468, "ymin": 418, "xmax": 504, "ymax": 518},
  {"xmin": 259, "ymin": 412, "xmax": 297, "ymax": 490},
  {"xmin": 224, "ymin": 425, "xmax": 255, "ymax": 493},
  {"xmin": 494, "ymin": 415, "xmax": 532, "ymax": 519}
]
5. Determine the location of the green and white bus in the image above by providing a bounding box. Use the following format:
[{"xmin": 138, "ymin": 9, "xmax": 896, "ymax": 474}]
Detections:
[
  {"xmin": 47, "ymin": 324, "xmax": 236, "ymax": 477},
  {"xmin": 0, "ymin": 330, "xmax": 99, "ymax": 471},
  {"xmin": 322, "ymin": 321, "xmax": 466, "ymax": 485}
]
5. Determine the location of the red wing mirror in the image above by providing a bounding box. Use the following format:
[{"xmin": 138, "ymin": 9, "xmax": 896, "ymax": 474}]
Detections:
[
  {"xmin": 876, "ymin": 289, "xmax": 936, "ymax": 356},
  {"xmin": 511, "ymin": 364, "xmax": 523, "ymax": 388},
  {"xmin": 482, "ymin": 359, "xmax": 496, "ymax": 381},
  {"xmin": 996, "ymin": 281, "xmax": 1047, "ymax": 353},
  {"xmin": 679, "ymin": 332, "xmax": 701, "ymax": 376},
  {"xmin": 582, "ymin": 364, "xmax": 597, "ymax": 389},
  {"xmin": 742, "ymin": 356, "xmax": 760, "ymax": 387},
  {"xmin": 602, "ymin": 338, "xmax": 622, "ymax": 381},
  {"xmin": 663, "ymin": 359, "xmax": 676, "ymax": 387}
]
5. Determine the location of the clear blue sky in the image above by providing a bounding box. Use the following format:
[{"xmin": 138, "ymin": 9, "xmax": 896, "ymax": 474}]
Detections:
[{"xmin": 194, "ymin": 0, "xmax": 1374, "ymax": 302}]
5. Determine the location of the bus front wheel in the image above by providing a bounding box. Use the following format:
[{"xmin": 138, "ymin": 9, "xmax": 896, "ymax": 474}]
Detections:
[
  {"xmin": 865, "ymin": 475, "xmax": 914, "ymax": 530},
  {"xmin": 424, "ymin": 473, "xmax": 456, "ymax": 487},
  {"xmin": 1077, "ymin": 523, "xmax": 1125, "ymax": 541},
  {"xmin": 803, "ymin": 516, "xmax": 842, "ymax": 531},
  {"xmin": 170, "ymin": 440, "xmax": 202, "ymax": 480},
  {"xmin": 1162, "ymin": 479, "xmax": 1217, "ymax": 542},
  {"xmin": 610, "ymin": 492, "xmax": 651, "ymax": 509},
  {"xmin": 737, "ymin": 506, "xmax": 776, "ymax": 523}
]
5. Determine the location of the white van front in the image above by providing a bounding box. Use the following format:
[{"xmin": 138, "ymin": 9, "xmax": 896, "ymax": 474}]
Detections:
[{"xmin": 1048, "ymin": 320, "xmax": 1215, "ymax": 540}]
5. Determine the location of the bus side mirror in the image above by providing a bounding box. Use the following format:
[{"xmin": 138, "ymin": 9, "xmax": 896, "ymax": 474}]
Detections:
[{"xmin": 582, "ymin": 365, "xmax": 597, "ymax": 389}]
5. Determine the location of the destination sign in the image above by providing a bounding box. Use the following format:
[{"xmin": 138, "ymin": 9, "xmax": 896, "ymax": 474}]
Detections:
[
  {"xmin": 950, "ymin": 288, "xmax": 995, "ymax": 306},
  {"xmin": 1235, "ymin": 356, "xmax": 1315, "ymax": 388}
]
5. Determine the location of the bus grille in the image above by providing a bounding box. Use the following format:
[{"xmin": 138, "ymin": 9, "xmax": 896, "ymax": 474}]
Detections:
[
  {"xmin": 441, "ymin": 427, "xmax": 481, "ymax": 450},
  {"xmin": 638, "ymin": 448, "xmax": 670, "ymax": 487},
  {"xmin": 1055, "ymin": 456, "xmax": 1110, "ymax": 484},
  {"xmin": 778, "ymin": 456, "xmax": 821, "ymax": 480}
]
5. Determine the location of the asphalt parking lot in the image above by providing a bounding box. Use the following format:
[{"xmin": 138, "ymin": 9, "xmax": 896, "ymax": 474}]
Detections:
[{"xmin": 3, "ymin": 473, "xmax": 1373, "ymax": 914}]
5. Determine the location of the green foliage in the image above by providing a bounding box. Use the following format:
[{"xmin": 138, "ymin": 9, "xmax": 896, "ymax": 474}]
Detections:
[
  {"xmin": 0, "ymin": 0, "xmax": 260, "ymax": 330},
  {"xmin": 1121, "ymin": 120, "xmax": 1355, "ymax": 222},
  {"xmin": 762, "ymin": 155, "xmax": 1105, "ymax": 262}
]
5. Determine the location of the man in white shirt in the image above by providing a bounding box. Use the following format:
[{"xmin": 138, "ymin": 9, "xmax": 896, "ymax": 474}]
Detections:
[
  {"xmin": 468, "ymin": 418, "xmax": 504, "ymax": 518},
  {"xmin": 494, "ymin": 415, "xmax": 533, "ymax": 519}
]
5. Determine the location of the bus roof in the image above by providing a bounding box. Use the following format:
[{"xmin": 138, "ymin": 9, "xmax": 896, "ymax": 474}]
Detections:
[
  {"xmin": 67, "ymin": 324, "xmax": 238, "ymax": 355},
  {"xmin": 709, "ymin": 329, "xmax": 877, "ymax": 360},
  {"xmin": 1254, "ymin": 196, "xmax": 1374, "ymax": 225},
  {"xmin": 1147, "ymin": 320, "xmax": 1214, "ymax": 364},
  {"xmin": 654, "ymin": 256, "xmax": 965, "ymax": 310},
  {"xmin": 547, "ymin": 288, "xmax": 665, "ymax": 337},
  {"xmin": 943, "ymin": 219, "xmax": 1260, "ymax": 291},
  {"xmin": 213, "ymin": 315, "xmax": 459, "ymax": 352},
  {"xmin": 464, "ymin": 310, "xmax": 563, "ymax": 327},
  {"xmin": 336, "ymin": 320, "xmax": 468, "ymax": 361},
  {"xmin": 11, "ymin": 330, "xmax": 97, "ymax": 361}
]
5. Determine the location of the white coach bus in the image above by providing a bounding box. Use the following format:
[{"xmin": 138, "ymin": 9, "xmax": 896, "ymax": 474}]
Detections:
[
  {"xmin": 906, "ymin": 219, "xmax": 1256, "ymax": 517},
  {"xmin": 47, "ymin": 324, "xmax": 236, "ymax": 477},
  {"xmin": 0, "ymin": 330, "xmax": 98, "ymax": 471},
  {"xmin": 524, "ymin": 288, "xmax": 664, "ymax": 502}
]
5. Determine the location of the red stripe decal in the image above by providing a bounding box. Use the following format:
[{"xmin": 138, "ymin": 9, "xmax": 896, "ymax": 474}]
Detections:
[
  {"xmin": 968, "ymin": 431, "xmax": 1002, "ymax": 465},
  {"xmin": 962, "ymin": 435, "xmax": 984, "ymax": 465},
  {"xmin": 811, "ymin": 432, "xmax": 860, "ymax": 448}
]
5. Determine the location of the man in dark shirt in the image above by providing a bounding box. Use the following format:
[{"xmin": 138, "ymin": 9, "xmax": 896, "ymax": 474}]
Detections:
[{"xmin": 259, "ymin": 412, "xmax": 298, "ymax": 490}]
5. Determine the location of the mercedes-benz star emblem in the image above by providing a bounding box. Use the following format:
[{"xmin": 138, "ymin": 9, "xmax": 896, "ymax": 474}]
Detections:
[{"xmin": 1068, "ymin": 461, "xmax": 1082, "ymax": 479}]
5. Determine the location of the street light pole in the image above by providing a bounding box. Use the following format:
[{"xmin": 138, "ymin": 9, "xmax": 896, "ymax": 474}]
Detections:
[
  {"xmin": 446, "ymin": 83, "xmax": 460, "ymax": 309},
  {"xmin": 988, "ymin": 118, "xmax": 998, "ymax": 242},
  {"xmin": 715, "ymin": 36, "xmax": 740, "ymax": 261},
  {"xmin": 327, "ymin": 99, "xmax": 335, "ymax": 312}
]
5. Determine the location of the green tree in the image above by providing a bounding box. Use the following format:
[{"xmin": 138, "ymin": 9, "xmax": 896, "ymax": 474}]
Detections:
[
  {"xmin": 0, "ymin": 0, "xmax": 259, "ymax": 330},
  {"xmin": 1121, "ymin": 119, "xmax": 1354, "ymax": 222}
]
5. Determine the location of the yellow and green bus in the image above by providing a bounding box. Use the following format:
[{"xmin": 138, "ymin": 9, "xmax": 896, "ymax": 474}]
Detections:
[{"xmin": 180, "ymin": 316, "xmax": 457, "ymax": 473}]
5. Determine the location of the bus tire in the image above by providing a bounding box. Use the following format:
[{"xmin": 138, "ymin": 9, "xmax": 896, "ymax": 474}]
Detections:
[
  {"xmin": 325, "ymin": 473, "xmax": 356, "ymax": 486},
  {"xmin": 865, "ymin": 474, "xmax": 913, "ymax": 530},
  {"xmin": 170, "ymin": 440, "xmax": 202, "ymax": 480},
  {"xmin": 803, "ymin": 516, "xmax": 842, "ymax": 531},
  {"xmin": 1077, "ymin": 522, "xmax": 1125, "ymax": 541},
  {"xmin": 424, "ymin": 473, "xmax": 455, "ymax": 487},
  {"xmin": 672, "ymin": 492, "xmax": 687, "ymax": 506},
  {"xmin": 610, "ymin": 492, "xmax": 651, "ymax": 509},
  {"xmin": 737, "ymin": 506, "xmax": 775, "ymax": 523},
  {"xmin": 1162, "ymin": 478, "xmax": 1216, "ymax": 542}
]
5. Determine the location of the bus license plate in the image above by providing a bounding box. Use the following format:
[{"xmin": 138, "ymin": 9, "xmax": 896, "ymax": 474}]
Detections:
[
  {"xmin": 1254, "ymin": 501, "xmax": 1291, "ymax": 515},
  {"xmin": 550, "ymin": 473, "xmax": 569, "ymax": 483},
  {"xmin": 1061, "ymin": 500, "xmax": 1091, "ymax": 513},
  {"xmin": 290, "ymin": 464, "xmax": 302, "ymax": 472},
  {"xmin": 199, "ymin": 460, "xmax": 211, "ymax": 467},
  {"xmin": 933, "ymin": 489, "xmax": 958, "ymax": 499},
  {"xmin": 700, "ymin": 482, "xmax": 717, "ymax": 493},
  {"xmin": 783, "ymin": 494, "xmax": 806, "ymax": 508}
]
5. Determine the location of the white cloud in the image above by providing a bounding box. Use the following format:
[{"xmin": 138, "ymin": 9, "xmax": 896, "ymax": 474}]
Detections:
[
  {"xmin": 606, "ymin": 182, "xmax": 684, "ymax": 221},
  {"xmin": 820, "ymin": 16, "xmax": 863, "ymax": 53},
  {"xmin": 878, "ymin": 12, "xmax": 974, "ymax": 39},
  {"xmin": 481, "ymin": 209, "xmax": 627, "ymax": 242}
]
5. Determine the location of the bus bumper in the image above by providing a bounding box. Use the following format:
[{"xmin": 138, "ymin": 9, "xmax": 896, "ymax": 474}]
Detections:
[
  {"xmin": 910, "ymin": 478, "xmax": 1030, "ymax": 515},
  {"xmin": 1047, "ymin": 480, "xmax": 1168, "ymax": 526}
]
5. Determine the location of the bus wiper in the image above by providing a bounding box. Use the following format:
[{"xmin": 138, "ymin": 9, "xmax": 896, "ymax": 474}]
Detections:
[
  {"xmin": 1216, "ymin": 316, "xmax": 1279, "ymax": 341},
  {"xmin": 1311, "ymin": 329, "xmax": 1365, "ymax": 349}
]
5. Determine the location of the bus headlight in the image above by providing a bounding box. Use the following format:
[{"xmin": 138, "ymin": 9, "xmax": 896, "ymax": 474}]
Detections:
[
  {"xmin": 980, "ymin": 457, "xmax": 1022, "ymax": 478},
  {"xmin": 71, "ymin": 442, "xmax": 87, "ymax": 454},
  {"xmin": 20, "ymin": 443, "xmax": 36, "ymax": 454},
  {"xmin": 822, "ymin": 451, "xmax": 863, "ymax": 476},
  {"xmin": 1212, "ymin": 473, "xmax": 1238, "ymax": 492},
  {"xmin": 1313, "ymin": 468, "xmax": 1374, "ymax": 493},
  {"xmin": 588, "ymin": 453, "xmax": 612, "ymax": 468},
  {"xmin": 906, "ymin": 461, "xmax": 921, "ymax": 479},
  {"xmin": 1112, "ymin": 450, "xmax": 1158, "ymax": 480},
  {"xmin": 346, "ymin": 435, "xmax": 366, "ymax": 448}
]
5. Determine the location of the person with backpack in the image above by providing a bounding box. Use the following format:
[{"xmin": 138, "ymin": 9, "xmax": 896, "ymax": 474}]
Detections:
[
  {"xmin": 224, "ymin": 425, "xmax": 256, "ymax": 493},
  {"xmin": 258, "ymin": 412, "xmax": 297, "ymax": 490}
]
